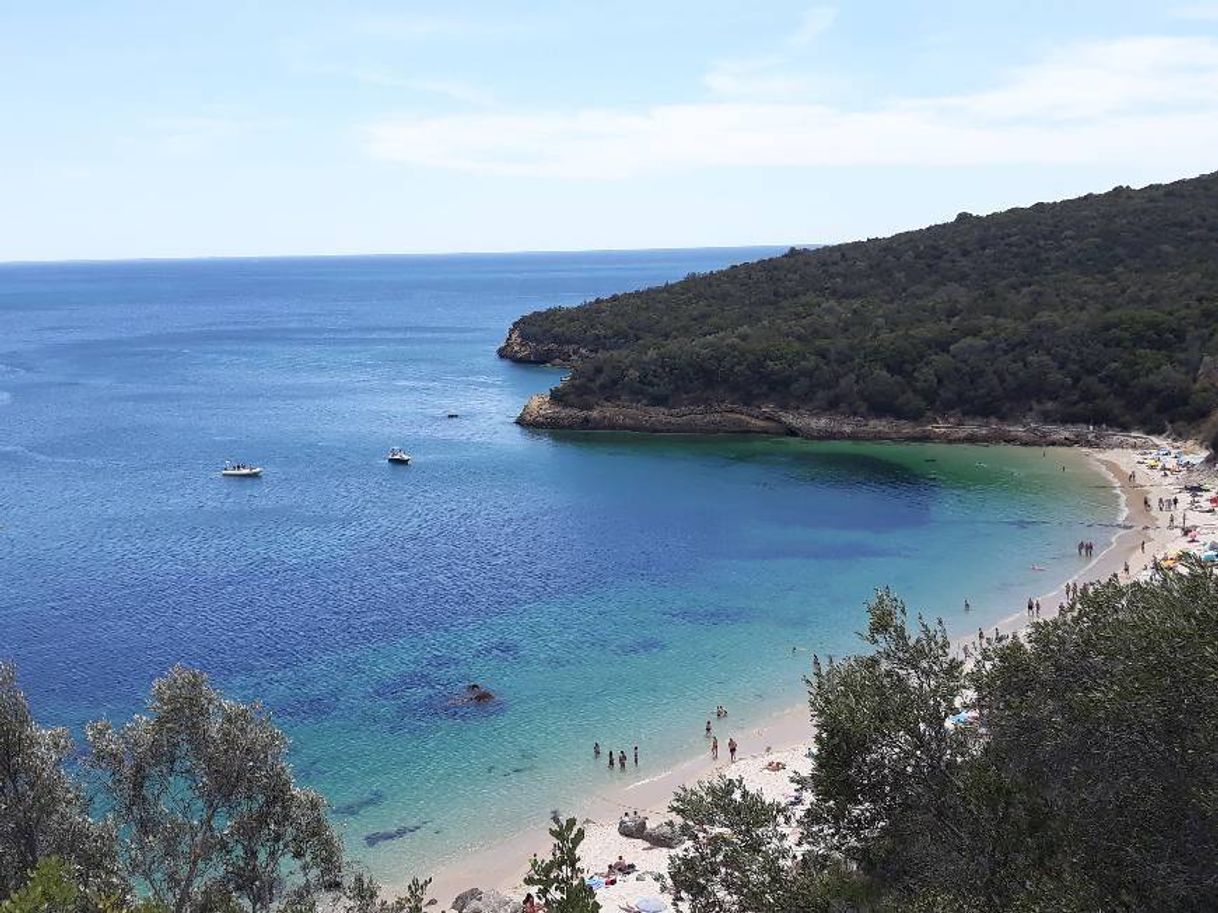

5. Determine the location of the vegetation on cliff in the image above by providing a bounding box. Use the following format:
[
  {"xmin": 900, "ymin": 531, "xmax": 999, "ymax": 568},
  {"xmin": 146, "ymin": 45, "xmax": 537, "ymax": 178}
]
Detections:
[{"xmin": 503, "ymin": 172, "xmax": 1218, "ymax": 439}]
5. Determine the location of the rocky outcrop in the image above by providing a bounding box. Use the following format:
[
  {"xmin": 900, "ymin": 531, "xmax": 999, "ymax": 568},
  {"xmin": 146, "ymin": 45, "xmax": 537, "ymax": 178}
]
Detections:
[
  {"xmin": 496, "ymin": 326, "xmax": 590, "ymax": 367},
  {"xmin": 517, "ymin": 394, "xmax": 790, "ymax": 436},
  {"xmin": 641, "ymin": 819, "xmax": 685, "ymax": 848},
  {"xmin": 515, "ymin": 393, "xmax": 1158, "ymax": 449},
  {"xmin": 452, "ymin": 888, "xmax": 519, "ymax": 913},
  {"xmin": 618, "ymin": 813, "xmax": 648, "ymax": 838}
]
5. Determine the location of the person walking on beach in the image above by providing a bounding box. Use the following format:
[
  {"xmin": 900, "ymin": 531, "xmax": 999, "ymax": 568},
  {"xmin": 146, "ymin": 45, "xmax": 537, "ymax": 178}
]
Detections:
[
  {"xmin": 728, "ymin": 738, "xmax": 738, "ymax": 763},
  {"xmin": 711, "ymin": 736, "xmax": 719, "ymax": 760},
  {"xmin": 1027, "ymin": 597, "xmax": 1034, "ymax": 617},
  {"xmin": 1035, "ymin": 600, "xmax": 1041, "ymax": 618}
]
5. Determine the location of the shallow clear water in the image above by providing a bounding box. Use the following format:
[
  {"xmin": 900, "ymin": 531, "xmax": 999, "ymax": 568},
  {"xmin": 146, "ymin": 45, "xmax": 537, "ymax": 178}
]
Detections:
[{"xmin": 0, "ymin": 249, "xmax": 1118, "ymax": 879}]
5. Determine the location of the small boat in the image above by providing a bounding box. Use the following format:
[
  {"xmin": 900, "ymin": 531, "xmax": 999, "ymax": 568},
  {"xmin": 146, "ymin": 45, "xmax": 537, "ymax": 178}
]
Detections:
[
  {"xmin": 387, "ymin": 448, "xmax": 412, "ymax": 465},
  {"xmin": 221, "ymin": 461, "xmax": 262, "ymax": 477},
  {"xmin": 446, "ymin": 413, "xmax": 460, "ymax": 419}
]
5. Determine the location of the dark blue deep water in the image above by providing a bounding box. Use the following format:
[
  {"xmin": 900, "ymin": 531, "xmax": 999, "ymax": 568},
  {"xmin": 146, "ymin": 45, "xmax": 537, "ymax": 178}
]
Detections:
[{"xmin": 0, "ymin": 249, "xmax": 1116, "ymax": 877}]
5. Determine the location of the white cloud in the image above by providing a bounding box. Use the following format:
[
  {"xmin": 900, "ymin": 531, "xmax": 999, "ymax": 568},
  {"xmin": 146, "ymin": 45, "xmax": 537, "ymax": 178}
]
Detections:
[
  {"xmin": 703, "ymin": 57, "xmax": 822, "ymax": 99},
  {"xmin": 789, "ymin": 6, "xmax": 837, "ymax": 46},
  {"xmin": 343, "ymin": 68, "xmax": 495, "ymax": 106},
  {"xmin": 1172, "ymin": 3, "xmax": 1218, "ymax": 19},
  {"xmin": 364, "ymin": 36, "xmax": 1218, "ymax": 179}
]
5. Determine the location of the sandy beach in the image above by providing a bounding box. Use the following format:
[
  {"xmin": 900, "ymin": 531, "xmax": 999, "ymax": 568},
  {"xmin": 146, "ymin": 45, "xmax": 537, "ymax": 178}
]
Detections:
[{"xmin": 418, "ymin": 441, "xmax": 1213, "ymax": 910}]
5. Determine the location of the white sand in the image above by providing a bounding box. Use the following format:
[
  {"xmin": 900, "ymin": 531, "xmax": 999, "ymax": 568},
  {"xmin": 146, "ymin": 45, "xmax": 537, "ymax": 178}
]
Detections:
[{"xmin": 416, "ymin": 441, "xmax": 1214, "ymax": 910}]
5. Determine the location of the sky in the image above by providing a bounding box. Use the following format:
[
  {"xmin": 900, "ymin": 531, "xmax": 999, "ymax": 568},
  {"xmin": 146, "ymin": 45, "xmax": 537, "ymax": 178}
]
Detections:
[{"xmin": 3, "ymin": 0, "xmax": 1218, "ymax": 261}]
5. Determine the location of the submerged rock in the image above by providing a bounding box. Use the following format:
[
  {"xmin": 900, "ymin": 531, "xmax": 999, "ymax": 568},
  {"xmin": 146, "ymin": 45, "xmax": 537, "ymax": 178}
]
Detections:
[
  {"xmin": 333, "ymin": 788, "xmax": 386, "ymax": 817},
  {"xmin": 449, "ymin": 683, "xmax": 497, "ymax": 706},
  {"xmin": 363, "ymin": 820, "xmax": 429, "ymax": 847}
]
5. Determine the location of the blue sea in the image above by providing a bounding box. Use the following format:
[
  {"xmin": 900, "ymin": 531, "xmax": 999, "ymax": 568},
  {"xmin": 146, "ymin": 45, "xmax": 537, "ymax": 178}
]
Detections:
[{"xmin": 0, "ymin": 249, "xmax": 1118, "ymax": 880}]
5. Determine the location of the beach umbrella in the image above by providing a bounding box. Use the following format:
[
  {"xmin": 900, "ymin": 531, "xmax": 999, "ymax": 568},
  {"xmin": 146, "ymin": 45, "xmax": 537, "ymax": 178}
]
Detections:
[{"xmin": 636, "ymin": 898, "xmax": 668, "ymax": 913}]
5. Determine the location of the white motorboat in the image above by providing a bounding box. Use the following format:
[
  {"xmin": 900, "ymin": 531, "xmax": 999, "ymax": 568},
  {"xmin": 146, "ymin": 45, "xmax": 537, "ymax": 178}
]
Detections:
[
  {"xmin": 387, "ymin": 448, "xmax": 412, "ymax": 465},
  {"xmin": 221, "ymin": 462, "xmax": 263, "ymax": 477}
]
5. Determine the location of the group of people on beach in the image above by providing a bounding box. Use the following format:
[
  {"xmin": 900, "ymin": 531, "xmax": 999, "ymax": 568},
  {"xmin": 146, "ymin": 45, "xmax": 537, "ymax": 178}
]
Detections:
[
  {"xmin": 594, "ymin": 742, "xmax": 637, "ymax": 770},
  {"xmin": 1076, "ymin": 540, "xmax": 1095, "ymax": 557},
  {"xmin": 1025, "ymin": 597, "xmax": 1041, "ymax": 619},
  {"xmin": 706, "ymin": 718, "xmax": 737, "ymax": 762}
]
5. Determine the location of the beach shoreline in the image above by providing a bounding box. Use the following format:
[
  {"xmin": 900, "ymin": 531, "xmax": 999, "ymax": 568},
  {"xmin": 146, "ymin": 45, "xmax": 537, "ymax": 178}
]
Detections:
[{"xmin": 412, "ymin": 440, "xmax": 1202, "ymax": 909}]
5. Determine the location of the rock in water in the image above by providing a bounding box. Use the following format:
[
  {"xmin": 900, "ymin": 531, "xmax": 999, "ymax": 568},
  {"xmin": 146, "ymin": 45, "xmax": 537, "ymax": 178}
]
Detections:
[
  {"xmin": 618, "ymin": 813, "xmax": 648, "ymax": 838},
  {"xmin": 449, "ymin": 684, "xmax": 497, "ymax": 706},
  {"xmin": 642, "ymin": 820, "xmax": 685, "ymax": 848}
]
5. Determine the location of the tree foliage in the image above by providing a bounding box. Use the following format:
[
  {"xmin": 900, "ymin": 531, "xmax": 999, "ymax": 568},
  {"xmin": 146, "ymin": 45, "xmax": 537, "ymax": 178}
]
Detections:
[
  {"xmin": 1, "ymin": 664, "xmax": 426, "ymax": 913},
  {"xmin": 0, "ymin": 663, "xmax": 119, "ymax": 902},
  {"xmin": 668, "ymin": 777, "xmax": 818, "ymax": 913},
  {"xmin": 85, "ymin": 666, "xmax": 342, "ymax": 913},
  {"xmin": 505, "ymin": 173, "xmax": 1218, "ymax": 434},
  {"xmin": 524, "ymin": 816, "xmax": 599, "ymax": 913},
  {"xmin": 666, "ymin": 561, "xmax": 1218, "ymax": 911}
]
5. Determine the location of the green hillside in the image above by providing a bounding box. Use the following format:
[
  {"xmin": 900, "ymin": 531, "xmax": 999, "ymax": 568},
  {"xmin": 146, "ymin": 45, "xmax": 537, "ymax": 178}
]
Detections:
[{"xmin": 501, "ymin": 172, "xmax": 1218, "ymax": 438}]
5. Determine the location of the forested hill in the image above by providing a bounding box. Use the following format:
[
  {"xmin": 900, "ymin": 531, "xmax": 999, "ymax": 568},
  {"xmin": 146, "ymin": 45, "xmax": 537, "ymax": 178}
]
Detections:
[{"xmin": 500, "ymin": 172, "xmax": 1218, "ymax": 438}]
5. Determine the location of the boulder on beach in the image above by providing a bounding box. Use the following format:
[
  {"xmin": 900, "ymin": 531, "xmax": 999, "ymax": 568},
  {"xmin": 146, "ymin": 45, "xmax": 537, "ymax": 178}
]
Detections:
[
  {"xmin": 618, "ymin": 813, "xmax": 648, "ymax": 839},
  {"xmin": 464, "ymin": 889, "xmax": 517, "ymax": 913},
  {"xmin": 642, "ymin": 819, "xmax": 685, "ymax": 848},
  {"xmin": 452, "ymin": 888, "xmax": 482, "ymax": 913}
]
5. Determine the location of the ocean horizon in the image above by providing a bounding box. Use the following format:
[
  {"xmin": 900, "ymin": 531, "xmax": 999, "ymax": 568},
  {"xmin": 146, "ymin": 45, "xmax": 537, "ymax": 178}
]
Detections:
[{"xmin": 0, "ymin": 248, "xmax": 1119, "ymax": 879}]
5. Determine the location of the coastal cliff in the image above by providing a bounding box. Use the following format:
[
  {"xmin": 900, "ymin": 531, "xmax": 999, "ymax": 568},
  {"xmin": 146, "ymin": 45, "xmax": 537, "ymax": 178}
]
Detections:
[
  {"xmin": 496, "ymin": 326, "xmax": 589, "ymax": 367},
  {"xmin": 516, "ymin": 392, "xmax": 1157, "ymax": 448},
  {"xmin": 498, "ymin": 173, "xmax": 1218, "ymax": 444}
]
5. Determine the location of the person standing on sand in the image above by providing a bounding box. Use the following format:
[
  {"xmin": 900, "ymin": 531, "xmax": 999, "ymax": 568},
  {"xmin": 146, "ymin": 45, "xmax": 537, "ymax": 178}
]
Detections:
[
  {"xmin": 728, "ymin": 738, "xmax": 737, "ymax": 762},
  {"xmin": 711, "ymin": 736, "xmax": 719, "ymax": 760},
  {"xmin": 1035, "ymin": 600, "xmax": 1041, "ymax": 618}
]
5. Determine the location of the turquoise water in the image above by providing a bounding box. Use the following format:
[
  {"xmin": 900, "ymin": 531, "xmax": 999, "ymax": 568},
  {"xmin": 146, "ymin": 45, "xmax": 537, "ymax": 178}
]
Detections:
[{"xmin": 0, "ymin": 250, "xmax": 1118, "ymax": 880}]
